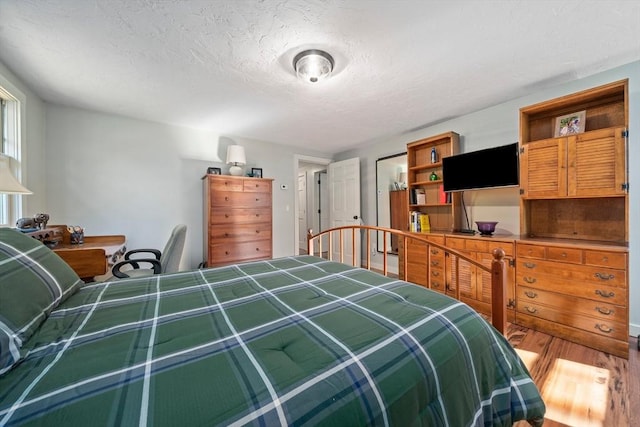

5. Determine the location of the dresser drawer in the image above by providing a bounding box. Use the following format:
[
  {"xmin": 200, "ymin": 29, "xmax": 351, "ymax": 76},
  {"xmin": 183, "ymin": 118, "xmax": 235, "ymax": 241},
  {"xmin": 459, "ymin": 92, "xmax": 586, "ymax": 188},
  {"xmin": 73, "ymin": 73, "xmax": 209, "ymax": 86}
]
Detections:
[
  {"xmin": 208, "ymin": 178, "xmax": 244, "ymax": 192},
  {"xmin": 243, "ymin": 179, "xmax": 272, "ymax": 193},
  {"xmin": 209, "ymin": 207, "xmax": 272, "ymax": 225},
  {"xmin": 209, "ymin": 239, "xmax": 272, "ymax": 265},
  {"xmin": 211, "ymin": 191, "xmax": 272, "ymax": 207},
  {"xmin": 517, "ymin": 243, "xmax": 546, "ymax": 259},
  {"xmin": 584, "ymin": 250, "xmax": 626, "ymax": 269},
  {"xmin": 446, "ymin": 237, "xmax": 466, "ymax": 251},
  {"xmin": 210, "ymin": 223, "xmax": 272, "ymax": 243},
  {"xmin": 516, "ymin": 258, "xmax": 626, "ymax": 287},
  {"xmin": 517, "ymin": 286, "xmax": 627, "ymax": 323},
  {"xmin": 546, "ymin": 246, "xmax": 582, "ymax": 264},
  {"xmin": 516, "ymin": 300, "xmax": 627, "ymax": 341}
]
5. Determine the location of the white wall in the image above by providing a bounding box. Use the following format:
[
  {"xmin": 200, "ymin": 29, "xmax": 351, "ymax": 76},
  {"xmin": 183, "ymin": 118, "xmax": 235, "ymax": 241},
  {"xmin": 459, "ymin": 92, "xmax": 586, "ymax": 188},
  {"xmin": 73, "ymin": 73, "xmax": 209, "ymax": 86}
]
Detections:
[
  {"xmin": 43, "ymin": 105, "xmax": 330, "ymax": 270},
  {"xmin": 337, "ymin": 60, "xmax": 640, "ymax": 337}
]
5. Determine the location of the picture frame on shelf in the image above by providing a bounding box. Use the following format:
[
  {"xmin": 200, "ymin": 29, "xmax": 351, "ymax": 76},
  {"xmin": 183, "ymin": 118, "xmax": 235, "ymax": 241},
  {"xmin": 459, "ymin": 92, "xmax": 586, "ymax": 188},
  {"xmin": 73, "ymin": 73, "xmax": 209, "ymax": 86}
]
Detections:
[
  {"xmin": 554, "ymin": 110, "xmax": 586, "ymax": 137},
  {"xmin": 207, "ymin": 167, "xmax": 222, "ymax": 175},
  {"xmin": 251, "ymin": 168, "xmax": 263, "ymax": 178}
]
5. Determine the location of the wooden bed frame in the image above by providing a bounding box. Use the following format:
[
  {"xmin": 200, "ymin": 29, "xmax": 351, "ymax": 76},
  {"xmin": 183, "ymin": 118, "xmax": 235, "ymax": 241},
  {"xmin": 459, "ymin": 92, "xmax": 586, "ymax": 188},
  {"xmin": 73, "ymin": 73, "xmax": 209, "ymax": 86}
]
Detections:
[{"xmin": 308, "ymin": 225, "xmax": 508, "ymax": 334}]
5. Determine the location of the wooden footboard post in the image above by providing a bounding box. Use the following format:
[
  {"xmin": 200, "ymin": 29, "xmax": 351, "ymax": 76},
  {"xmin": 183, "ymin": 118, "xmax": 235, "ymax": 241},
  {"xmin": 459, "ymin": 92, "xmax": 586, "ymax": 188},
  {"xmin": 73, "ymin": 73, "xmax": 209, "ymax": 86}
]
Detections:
[{"xmin": 491, "ymin": 248, "xmax": 507, "ymax": 335}]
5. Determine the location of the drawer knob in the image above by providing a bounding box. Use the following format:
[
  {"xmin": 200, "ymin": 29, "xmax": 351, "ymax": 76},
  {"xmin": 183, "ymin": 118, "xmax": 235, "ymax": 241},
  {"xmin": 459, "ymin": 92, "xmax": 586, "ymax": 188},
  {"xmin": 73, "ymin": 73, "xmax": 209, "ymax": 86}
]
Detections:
[
  {"xmin": 255, "ymin": 198, "xmax": 259, "ymax": 202},
  {"xmin": 225, "ymin": 251, "xmax": 229, "ymax": 255},
  {"xmin": 595, "ymin": 289, "xmax": 615, "ymax": 298},
  {"xmin": 594, "ymin": 272, "xmax": 614, "ymax": 281},
  {"xmin": 595, "ymin": 324, "xmax": 613, "ymax": 334},
  {"xmin": 224, "ymin": 233, "xmax": 229, "ymax": 237},
  {"xmin": 524, "ymin": 262, "xmax": 536, "ymax": 269},
  {"xmin": 255, "ymin": 230, "xmax": 260, "ymax": 234},
  {"xmin": 225, "ymin": 214, "xmax": 229, "ymax": 218},
  {"xmin": 430, "ymin": 249, "xmax": 438, "ymax": 255},
  {"xmin": 524, "ymin": 291, "xmax": 537, "ymax": 298},
  {"xmin": 256, "ymin": 214, "xmax": 260, "ymax": 217},
  {"xmin": 595, "ymin": 306, "xmax": 613, "ymax": 316},
  {"xmin": 432, "ymin": 283, "xmax": 440, "ymax": 289},
  {"xmin": 225, "ymin": 196, "xmax": 229, "ymax": 201},
  {"xmin": 523, "ymin": 276, "xmax": 537, "ymax": 284},
  {"xmin": 255, "ymin": 248, "xmax": 260, "ymax": 251},
  {"xmin": 525, "ymin": 306, "xmax": 537, "ymax": 314},
  {"xmin": 431, "ymin": 271, "xmax": 440, "ymax": 277},
  {"xmin": 430, "ymin": 261, "xmax": 439, "ymax": 267}
]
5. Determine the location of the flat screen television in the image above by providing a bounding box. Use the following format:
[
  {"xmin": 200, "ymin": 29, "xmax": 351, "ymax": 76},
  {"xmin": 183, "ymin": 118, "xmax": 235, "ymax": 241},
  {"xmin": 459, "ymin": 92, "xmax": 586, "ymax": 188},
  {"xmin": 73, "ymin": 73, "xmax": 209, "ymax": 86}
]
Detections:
[{"xmin": 442, "ymin": 142, "xmax": 519, "ymax": 192}]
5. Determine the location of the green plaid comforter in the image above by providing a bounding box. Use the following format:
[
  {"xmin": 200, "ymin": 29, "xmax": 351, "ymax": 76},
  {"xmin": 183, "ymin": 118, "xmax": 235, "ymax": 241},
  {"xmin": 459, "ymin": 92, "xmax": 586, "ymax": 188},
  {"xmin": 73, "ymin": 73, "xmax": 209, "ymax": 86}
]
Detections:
[{"xmin": 0, "ymin": 256, "xmax": 545, "ymax": 426}]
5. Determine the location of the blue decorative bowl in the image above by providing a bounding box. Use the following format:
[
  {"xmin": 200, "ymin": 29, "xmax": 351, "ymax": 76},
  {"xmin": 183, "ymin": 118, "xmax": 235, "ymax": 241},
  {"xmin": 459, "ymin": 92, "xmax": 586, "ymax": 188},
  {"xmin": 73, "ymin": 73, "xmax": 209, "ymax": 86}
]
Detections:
[{"xmin": 476, "ymin": 221, "xmax": 498, "ymax": 236}]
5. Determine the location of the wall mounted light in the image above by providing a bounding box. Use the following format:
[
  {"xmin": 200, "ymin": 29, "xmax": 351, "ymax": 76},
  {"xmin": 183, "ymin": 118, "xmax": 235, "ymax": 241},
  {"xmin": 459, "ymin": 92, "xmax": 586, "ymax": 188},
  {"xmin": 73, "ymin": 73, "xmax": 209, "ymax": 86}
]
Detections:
[
  {"xmin": 0, "ymin": 154, "xmax": 32, "ymax": 194},
  {"xmin": 226, "ymin": 145, "xmax": 246, "ymax": 176},
  {"xmin": 293, "ymin": 49, "xmax": 334, "ymax": 83}
]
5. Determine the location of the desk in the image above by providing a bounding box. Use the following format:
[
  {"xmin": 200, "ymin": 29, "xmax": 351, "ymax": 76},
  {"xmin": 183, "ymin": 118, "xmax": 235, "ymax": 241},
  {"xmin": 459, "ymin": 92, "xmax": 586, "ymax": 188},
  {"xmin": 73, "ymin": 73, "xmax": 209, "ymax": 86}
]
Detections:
[{"xmin": 27, "ymin": 226, "xmax": 126, "ymax": 281}]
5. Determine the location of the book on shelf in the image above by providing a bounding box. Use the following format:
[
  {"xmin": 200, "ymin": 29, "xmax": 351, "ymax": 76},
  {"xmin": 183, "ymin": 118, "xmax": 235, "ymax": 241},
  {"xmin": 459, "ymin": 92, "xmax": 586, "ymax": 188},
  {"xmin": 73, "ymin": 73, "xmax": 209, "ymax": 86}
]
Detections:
[
  {"xmin": 439, "ymin": 184, "xmax": 446, "ymax": 204},
  {"xmin": 409, "ymin": 211, "xmax": 430, "ymax": 233},
  {"xmin": 412, "ymin": 188, "xmax": 426, "ymax": 205}
]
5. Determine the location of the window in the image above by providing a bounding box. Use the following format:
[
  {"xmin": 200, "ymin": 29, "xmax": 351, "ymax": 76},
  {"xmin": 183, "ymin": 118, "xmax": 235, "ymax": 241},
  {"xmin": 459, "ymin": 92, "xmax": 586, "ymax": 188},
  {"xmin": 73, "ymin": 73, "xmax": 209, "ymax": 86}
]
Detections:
[{"xmin": 0, "ymin": 85, "xmax": 24, "ymax": 227}]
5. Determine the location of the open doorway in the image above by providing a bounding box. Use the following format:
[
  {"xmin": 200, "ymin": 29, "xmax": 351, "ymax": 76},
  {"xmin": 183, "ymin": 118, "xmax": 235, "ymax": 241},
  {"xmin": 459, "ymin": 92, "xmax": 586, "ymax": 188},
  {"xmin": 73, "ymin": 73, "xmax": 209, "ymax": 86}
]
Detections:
[{"xmin": 294, "ymin": 155, "xmax": 331, "ymax": 255}]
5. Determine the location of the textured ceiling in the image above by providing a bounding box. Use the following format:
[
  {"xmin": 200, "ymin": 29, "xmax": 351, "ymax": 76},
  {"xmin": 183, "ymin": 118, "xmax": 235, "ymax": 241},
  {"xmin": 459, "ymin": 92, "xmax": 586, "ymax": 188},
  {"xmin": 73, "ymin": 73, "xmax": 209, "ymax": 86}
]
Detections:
[{"xmin": 0, "ymin": 0, "xmax": 638, "ymax": 154}]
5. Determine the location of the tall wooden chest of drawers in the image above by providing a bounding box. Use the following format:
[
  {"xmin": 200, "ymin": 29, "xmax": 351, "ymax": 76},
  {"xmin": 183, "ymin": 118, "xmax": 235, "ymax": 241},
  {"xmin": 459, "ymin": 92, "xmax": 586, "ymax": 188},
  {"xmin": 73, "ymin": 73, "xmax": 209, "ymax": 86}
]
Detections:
[{"xmin": 203, "ymin": 174, "xmax": 273, "ymax": 267}]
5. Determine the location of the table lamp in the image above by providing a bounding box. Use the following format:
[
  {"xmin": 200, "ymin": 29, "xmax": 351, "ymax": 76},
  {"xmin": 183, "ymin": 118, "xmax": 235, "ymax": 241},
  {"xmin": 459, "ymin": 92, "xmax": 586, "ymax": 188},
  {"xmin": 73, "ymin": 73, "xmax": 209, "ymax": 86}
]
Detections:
[
  {"xmin": 226, "ymin": 145, "xmax": 246, "ymax": 176},
  {"xmin": 0, "ymin": 154, "xmax": 32, "ymax": 194}
]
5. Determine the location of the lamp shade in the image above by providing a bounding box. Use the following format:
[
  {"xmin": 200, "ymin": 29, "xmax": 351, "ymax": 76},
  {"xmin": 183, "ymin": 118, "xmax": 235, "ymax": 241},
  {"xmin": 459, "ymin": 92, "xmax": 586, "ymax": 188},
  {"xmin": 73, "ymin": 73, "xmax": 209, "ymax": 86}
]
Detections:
[
  {"xmin": 226, "ymin": 145, "xmax": 246, "ymax": 166},
  {"xmin": 226, "ymin": 145, "xmax": 246, "ymax": 176},
  {"xmin": 0, "ymin": 154, "xmax": 32, "ymax": 194}
]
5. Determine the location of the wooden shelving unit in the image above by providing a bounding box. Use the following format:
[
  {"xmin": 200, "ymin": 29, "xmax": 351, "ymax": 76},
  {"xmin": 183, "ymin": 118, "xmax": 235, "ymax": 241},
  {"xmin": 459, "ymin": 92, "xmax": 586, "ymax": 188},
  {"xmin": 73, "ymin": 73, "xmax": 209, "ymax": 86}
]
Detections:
[
  {"xmin": 519, "ymin": 79, "xmax": 628, "ymax": 242},
  {"xmin": 406, "ymin": 131, "xmax": 462, "ymax": 232}
]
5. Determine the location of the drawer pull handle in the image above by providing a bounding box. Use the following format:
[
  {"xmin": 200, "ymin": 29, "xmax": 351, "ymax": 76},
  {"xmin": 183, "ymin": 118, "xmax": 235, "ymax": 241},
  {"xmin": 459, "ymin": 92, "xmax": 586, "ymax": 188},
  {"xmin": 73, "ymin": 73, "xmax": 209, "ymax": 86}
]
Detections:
[
  {"xmin": 225, "ymin": 196, "xmax": 229, "ymax": 201},
  {"xmin": 524, "ymin": 291, "xmax": 537, "ymax": 298},
  {"xmin": 595, "ymin": 289, "xmax": 615, "ymax": 298},
  {"xmin": 256, "ymin": 248, "xmax": 260, "ymax": 251},
  {"xmin": 595, "ymin": 307, "xmax": 613, "ymax": 315},
  {"xmin": 524, "ymin": 306, "xmax": 537, "ymax": 314},
  {"xmin": 256, "ymin": 230, "xmax": 260, "ymax": 233},
  {"xmin": 225, "ymin": 251, "xmax": 229, "ymax": 255},
  {"xmin": 225, "ymin": 214, "xmax": 229, "ymax": 218},
  {"xmin": 432, "ymin": 283, "xmax": 440, "ymax": 289},
  {"xmin": 523, "ymin": 276, "xmax": 536, "ymax": 284},
  {"xmin": 255, "ymin": 198, "xmax": 260, "ymax": 202},
  {"xmin": 431, "ymin": 261, "xmax": 439, "ymax": 267},
  {"xmin": 224, "ymin": 233, "xmax": 229, "ymax": 237},
  {"xmin": 524, "ymin": 262, "xmax": 536, "ymax": 269},
  {"xmin": 430, "ymin": 249, "xmax": 438, "ymax": 255},
  {"xmin": 256, "ymin": 214, "xmax": 260, "ymax": 217},
  {"xmin": 431, "ymin": 271, "xmax": 440, "ymax": 277},
  {"xmin": 595, "ymin": 324, "xmax": 613, "ymax": 333},
  {"xmin": 595, "ymin": 272, "xmax": 614, "ymax": 281}
]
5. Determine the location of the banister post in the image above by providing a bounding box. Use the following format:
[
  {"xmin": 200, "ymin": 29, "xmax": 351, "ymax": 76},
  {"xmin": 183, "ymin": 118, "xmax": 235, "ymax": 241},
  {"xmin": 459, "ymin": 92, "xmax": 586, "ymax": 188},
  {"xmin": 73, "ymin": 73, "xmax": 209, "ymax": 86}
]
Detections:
[
  {"xmin": 307, "ymin": 229, "xmax": 313, "ymax": 255},
  {"xmin": 491, "ymin": 248, "xmax": 507, "ymax": 335}
]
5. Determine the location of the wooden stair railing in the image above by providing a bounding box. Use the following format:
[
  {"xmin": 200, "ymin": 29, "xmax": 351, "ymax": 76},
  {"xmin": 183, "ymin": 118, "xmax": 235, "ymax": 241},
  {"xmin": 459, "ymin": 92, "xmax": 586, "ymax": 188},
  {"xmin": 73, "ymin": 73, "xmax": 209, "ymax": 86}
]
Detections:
[{"xmin": 308, "ymin": 225, "xmax": 507, "ymax": 335}]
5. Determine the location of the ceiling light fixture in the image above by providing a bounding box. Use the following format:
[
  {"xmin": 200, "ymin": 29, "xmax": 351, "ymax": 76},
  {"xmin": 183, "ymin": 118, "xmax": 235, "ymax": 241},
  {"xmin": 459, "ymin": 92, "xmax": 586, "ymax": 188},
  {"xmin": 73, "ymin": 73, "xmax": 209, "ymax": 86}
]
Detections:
[{"xmin": 293, "ymin": 49, "xmax": 334, "ymax": 83}]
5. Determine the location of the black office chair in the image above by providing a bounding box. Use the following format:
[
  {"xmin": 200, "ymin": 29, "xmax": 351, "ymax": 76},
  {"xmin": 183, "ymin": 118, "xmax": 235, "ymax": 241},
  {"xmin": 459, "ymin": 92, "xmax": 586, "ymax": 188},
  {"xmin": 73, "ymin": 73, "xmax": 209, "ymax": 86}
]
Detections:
[{"xmin": 111, "ymin": 224, "xmax": 187, "ymax": 279}]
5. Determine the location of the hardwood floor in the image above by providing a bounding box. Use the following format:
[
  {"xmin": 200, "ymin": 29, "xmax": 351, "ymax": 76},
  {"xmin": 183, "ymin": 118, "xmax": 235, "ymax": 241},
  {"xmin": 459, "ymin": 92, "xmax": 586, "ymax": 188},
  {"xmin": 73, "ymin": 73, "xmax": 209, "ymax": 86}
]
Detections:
[{"xmin": 508, "ymin": 324, "xmax": 638, "ymax": 427}]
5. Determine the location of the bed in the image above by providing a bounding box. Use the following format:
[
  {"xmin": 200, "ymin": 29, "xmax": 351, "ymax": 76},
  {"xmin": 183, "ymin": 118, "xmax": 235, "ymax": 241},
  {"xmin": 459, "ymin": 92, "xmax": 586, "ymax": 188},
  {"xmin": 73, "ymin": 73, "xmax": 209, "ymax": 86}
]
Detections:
[{"xmin": 0, "ymin": 227, "xmax": 545, "ymax": 426}]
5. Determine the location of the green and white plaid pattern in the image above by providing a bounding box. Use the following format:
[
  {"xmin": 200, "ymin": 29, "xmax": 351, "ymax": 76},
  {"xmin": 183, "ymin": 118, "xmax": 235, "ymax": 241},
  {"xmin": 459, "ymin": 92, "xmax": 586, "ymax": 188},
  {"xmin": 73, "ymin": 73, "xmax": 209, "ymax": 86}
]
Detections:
[
  {"xmin": 0, "ymin": 228, "xmax": 83, "ymax": 374},
  {"xmin": 0, "ymin": 256, "xmax": 545, "ymax": 426}
]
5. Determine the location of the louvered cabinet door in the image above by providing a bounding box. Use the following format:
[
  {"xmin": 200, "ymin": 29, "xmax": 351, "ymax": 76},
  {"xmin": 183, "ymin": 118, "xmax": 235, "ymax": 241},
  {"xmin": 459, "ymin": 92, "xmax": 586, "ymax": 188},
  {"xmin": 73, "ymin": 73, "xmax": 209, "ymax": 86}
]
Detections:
[
  {"xmin": 519, "ymin": 138, "xmax": 567, "ymax": 198},
  {"xmin": 568, "ymin": 126, "xmax": 627, "ymax": 197}
]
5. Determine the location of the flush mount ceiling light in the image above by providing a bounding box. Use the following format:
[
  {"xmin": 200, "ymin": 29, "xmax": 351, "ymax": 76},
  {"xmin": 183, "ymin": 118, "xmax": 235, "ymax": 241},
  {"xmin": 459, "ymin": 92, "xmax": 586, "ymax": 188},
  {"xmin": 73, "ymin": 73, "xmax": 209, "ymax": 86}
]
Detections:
[{"xmin": 293, "ymin": 49, "xmax": 334, "ymax": 83}]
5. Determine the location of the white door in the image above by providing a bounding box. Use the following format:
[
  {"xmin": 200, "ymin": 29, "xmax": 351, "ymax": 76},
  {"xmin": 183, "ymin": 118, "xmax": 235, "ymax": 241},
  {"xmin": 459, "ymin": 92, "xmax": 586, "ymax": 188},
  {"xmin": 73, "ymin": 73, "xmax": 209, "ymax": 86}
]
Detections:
[
  {"xmin": 328, "ymin": 157, "xmax": 361, "ymax": 266},
  {"xmin": 298, "ymin": 173, "xmax": 307, "ymax": 253}
]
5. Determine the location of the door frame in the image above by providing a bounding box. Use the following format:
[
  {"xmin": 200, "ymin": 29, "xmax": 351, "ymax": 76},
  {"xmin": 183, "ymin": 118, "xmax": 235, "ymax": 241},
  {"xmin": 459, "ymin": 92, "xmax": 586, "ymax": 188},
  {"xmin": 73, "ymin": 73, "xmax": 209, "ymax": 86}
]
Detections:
[{"xmin": 293, "ymin": 155, "xmax": 331, "ymax": 254}]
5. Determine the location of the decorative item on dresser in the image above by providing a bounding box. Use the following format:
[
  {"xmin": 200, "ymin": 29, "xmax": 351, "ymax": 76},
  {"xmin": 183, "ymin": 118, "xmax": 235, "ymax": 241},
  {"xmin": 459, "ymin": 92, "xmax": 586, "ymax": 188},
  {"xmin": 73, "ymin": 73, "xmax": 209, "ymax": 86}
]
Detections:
[
  {"xmin": 226, "ymin": 145, "xmax": 246, "ymax": 176},
  {"xmin": 202, "ymin": 174, "xmax": 273, "ymax": 267}
]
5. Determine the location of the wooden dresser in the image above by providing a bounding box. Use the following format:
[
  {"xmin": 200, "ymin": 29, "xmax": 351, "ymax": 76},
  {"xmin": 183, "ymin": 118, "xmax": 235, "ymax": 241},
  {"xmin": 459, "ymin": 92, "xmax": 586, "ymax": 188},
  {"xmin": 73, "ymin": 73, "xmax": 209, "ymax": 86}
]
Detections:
[{"xmin": 202, "ymin": 174, "xmax": 273, "ymax": 268}]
